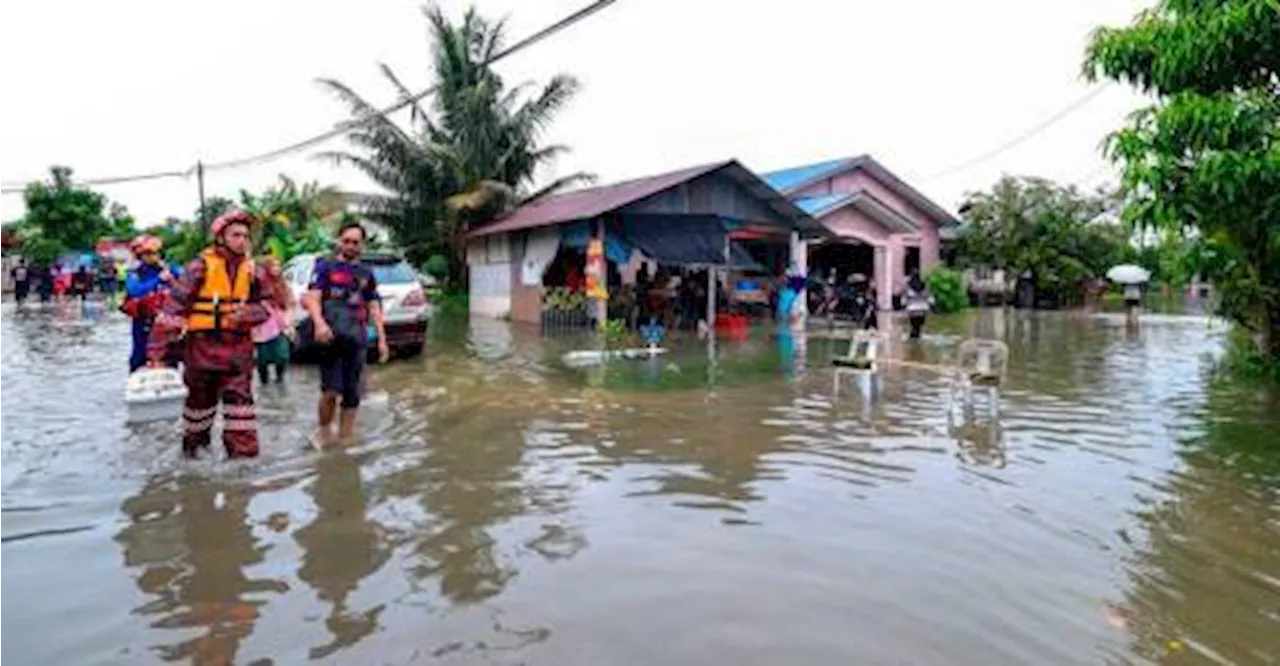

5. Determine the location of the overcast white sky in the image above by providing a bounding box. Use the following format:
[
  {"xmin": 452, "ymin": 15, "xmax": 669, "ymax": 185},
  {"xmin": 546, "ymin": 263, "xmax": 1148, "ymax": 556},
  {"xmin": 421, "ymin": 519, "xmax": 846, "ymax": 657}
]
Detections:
[{"xmin": 1, "ymin": 0, "xmax": 1151, "ymax": 224}]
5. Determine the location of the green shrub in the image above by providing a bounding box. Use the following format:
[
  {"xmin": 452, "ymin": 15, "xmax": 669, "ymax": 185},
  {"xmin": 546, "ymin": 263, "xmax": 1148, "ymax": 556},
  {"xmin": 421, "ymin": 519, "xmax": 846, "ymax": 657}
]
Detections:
[
  {"xmin": 1221, "ymin": 327, "xmax": 1280, "ymax": 383},
  {"xmin": 423, "ymin": 254, "xmax": 450, "ymax": 281},
  {"xmin": 924, "ymin": 266, "xmax": 968, "ymax": 313},
  {"xmin": 602, "ymin": 319, "xmax": 629, "ymax": 348},
  {"xmin": 433, "ymin": 289, "xmax": 468, "ymax": 314}
]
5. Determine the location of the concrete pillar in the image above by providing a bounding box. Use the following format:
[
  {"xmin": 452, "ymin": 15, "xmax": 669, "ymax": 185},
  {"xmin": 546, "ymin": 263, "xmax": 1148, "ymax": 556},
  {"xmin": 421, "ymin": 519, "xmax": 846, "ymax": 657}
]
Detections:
[
  {"xmin": 790, "ymin": 231, "xmax": 808, "ymax": 276},
  {"xmin": 874, "ymin": 245, "xmax": 893, "ymax": 310},
  {"xmin": 790, "ymin": 231, "xmax": 808, "ymax": 328}
]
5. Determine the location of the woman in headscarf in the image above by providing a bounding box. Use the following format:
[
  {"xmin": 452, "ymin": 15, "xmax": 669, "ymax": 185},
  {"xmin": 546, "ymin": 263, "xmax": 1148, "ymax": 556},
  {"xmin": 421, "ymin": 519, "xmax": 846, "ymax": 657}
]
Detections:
[{"xmin": 122, "ymin": 235, "xmax": 181, "ymax": 372}]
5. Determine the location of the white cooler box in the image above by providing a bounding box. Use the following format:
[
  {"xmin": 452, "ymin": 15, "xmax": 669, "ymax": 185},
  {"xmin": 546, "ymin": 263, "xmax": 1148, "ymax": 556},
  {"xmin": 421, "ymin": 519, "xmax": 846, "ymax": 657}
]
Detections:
[{"xmin": 125, "ymin": 368, "xmax": 188, "ymax": 424}]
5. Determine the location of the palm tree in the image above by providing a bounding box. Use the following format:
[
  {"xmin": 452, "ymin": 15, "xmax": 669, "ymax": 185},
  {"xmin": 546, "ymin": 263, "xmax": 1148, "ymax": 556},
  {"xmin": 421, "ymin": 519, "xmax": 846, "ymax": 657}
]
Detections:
[
  {"xmin": 317, "ymin": 3, "xmax": 593, "ymax": 284},
  {"xmin": 236, "ymin": 175, "xmax": 346, "ymax": 261}
]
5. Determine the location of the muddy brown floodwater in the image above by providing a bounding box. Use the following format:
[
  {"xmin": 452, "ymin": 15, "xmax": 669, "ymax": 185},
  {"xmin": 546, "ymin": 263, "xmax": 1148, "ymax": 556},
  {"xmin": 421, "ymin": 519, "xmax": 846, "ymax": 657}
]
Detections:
[{"xmin": 3, "ymin": 301, "xmax": 1279, "ymax": 665}]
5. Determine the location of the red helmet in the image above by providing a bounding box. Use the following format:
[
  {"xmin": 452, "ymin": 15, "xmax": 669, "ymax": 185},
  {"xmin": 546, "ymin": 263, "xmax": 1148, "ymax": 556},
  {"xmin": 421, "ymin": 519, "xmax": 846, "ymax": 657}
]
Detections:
[
  {"xmin": 210, "ymin": 210, "xmax": 256, "ymax": 238},
  {"xmin": 129, "ymin": 234, "xmax": 163, "ymax": 255}
]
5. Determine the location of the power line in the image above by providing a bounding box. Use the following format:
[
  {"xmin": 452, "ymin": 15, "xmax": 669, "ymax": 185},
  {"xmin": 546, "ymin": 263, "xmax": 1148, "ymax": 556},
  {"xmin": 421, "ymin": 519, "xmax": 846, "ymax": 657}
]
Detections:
[
  {"xmin": 918, "ymin": 84, "xmax": 1111, "ymax": 182},
  {"xmin": 205, "ymin": 0, "xmax": 618, "ymax": 172},
  {"xmin": 1, "ymin": 0, "xmax": 619, "ymax": 194},
  {"xmin": 1, "ymin": 167, "xmax": 194, "ymax": 194}
]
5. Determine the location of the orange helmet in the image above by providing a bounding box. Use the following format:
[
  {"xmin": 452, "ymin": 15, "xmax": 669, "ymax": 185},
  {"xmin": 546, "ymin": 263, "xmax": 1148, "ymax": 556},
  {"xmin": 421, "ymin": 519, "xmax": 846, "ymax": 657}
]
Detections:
[{"xmin": 210, "ymin": 210, "xmax": 256, "ymax": 238}]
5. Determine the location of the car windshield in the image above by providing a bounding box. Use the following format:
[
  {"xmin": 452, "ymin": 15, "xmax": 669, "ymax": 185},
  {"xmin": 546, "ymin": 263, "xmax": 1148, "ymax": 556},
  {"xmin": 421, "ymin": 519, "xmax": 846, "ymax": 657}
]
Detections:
[{"xmin": 369, "ymin": 261, "xmax": 417, "ymax": 285}]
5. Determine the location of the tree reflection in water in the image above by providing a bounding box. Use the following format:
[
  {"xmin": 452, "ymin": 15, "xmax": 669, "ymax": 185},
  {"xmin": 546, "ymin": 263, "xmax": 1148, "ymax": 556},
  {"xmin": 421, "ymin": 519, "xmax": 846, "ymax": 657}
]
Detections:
[
  {"xmin": 1113, "ymin": 385, "xmax": 1280, "ymax": 664},
  {"xmin": 293, "ymin": 450, "xmax": 391, "ymax": 660},
  {"xmin": 115, "ymin": 474, "xmax": 285, "ymax": 664},
  {"xmin": 375, "ymin": 375, "xmax": 588, "ymax": 607}
]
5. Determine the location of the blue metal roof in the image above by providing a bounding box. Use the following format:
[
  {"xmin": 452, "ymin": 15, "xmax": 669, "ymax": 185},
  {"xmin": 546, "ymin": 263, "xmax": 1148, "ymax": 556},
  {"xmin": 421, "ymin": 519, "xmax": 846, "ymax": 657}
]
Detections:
[
  {"xmin": 793, "ymin": 193, "xmax": 855, "ymax": 216},
  {"xmin": 760, "ymin": 157, "xmax": 855, "ymax": 193}
]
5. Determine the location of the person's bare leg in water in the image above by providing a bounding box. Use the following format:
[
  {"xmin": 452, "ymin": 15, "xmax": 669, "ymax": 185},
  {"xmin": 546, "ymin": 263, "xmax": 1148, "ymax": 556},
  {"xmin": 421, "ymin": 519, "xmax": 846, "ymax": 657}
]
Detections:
[
  {"xmin": 338, "ymin": 407, "xmax": 358, "ymax": 441},
  {"xmin": 314, "ymin": 391, "xmax": 339, "ymax": 448}
]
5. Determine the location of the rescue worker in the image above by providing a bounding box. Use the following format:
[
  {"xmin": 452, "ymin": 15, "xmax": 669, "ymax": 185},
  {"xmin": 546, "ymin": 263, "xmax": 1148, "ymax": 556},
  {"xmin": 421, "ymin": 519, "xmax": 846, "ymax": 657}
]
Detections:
[
  {"xmin": 148, "ymin": 210, "xmax": 288, "ymax": 459},
  {"xmin": 122, "ymin": 235, "xmax": 180, "ymax": 372}
]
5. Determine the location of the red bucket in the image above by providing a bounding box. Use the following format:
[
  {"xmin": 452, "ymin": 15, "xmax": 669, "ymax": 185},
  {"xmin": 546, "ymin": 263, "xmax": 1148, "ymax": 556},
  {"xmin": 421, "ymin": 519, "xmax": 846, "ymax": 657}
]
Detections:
[{"xmin": 714, "ymin": 313, "xmax": 749, "ymax": 339}]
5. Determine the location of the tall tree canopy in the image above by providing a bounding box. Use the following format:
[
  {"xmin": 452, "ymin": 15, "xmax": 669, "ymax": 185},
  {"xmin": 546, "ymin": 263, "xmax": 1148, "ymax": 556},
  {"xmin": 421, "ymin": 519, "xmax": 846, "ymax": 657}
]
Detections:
[
  {"xmin": 12, "ymin": 166, "xmax": 113, "ymax": 262},
  {"xmin": 1084, "ymin": 0, "xmax": 1280, "ymax": 356},
  {"xmin": 953, "ymin": 176, "xmax": 1130, "ymax": 303},
  {"xmin": 318, "ymin": 3, "xmax": 592, "ymax": 282}
]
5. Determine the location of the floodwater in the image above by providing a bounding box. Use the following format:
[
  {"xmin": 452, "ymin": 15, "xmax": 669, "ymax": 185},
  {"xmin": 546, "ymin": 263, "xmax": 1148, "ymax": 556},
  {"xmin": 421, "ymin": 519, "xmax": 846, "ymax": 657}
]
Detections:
[{"xmin": 3, "ymin": 301, "xmax": 1279, "ymax": 665}]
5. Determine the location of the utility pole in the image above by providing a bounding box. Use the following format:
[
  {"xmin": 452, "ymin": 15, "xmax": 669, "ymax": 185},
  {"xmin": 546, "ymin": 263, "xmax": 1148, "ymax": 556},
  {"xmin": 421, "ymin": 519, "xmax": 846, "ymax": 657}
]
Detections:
[{"xmin": 196, "ymin": 161, "xmax": 208, "ymax": 233}]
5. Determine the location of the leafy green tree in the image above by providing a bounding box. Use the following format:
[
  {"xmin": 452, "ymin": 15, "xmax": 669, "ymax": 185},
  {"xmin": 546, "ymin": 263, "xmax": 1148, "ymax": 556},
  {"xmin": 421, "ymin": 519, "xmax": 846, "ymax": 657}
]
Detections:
[
  {"xmin": 199, "ymin": 196, "xmax": 235, "ymax": 231},
  {"xmin": 16, "ymin": 166, "xmax": 112, "ymax": 259},
  {"xmin": 1134, "ymin": 230, "xmax": 1200, "ymax": 289},
  {"xmin": 145, "ymin": 221, "xmax": 206, "ymax": 265},
  {"xmin": 1084, "ymin": 0, "xmax": 1280, "ymax": 358},
  {"xmin": 107, "ymin": 202, "xmax": 138, "ymax": 239},
  {"xmin": 317, "ymin": 3, "xmax": 592, "ymax": 284},
  {"xmin": 953, "ymin": 176, "xmax": 1129, "ymax": 304}
]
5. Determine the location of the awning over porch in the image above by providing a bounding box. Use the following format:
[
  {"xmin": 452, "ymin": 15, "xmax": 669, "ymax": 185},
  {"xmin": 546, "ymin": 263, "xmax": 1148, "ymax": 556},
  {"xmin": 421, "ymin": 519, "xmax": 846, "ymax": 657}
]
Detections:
[
  {"xmin": 560, "ymin": 215, "xmax": 766, "ymax": 271},
  {"xmin": 614, "ymin": 214, "xmax": 763, "ymax": 270}
]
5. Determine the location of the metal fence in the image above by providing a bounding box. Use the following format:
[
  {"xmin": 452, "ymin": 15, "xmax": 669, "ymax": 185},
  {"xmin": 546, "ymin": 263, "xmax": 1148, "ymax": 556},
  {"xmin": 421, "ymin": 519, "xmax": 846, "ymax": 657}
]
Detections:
[{"xmin": 541, "ymin": 304, "xmax": 592, "ymax": 331}]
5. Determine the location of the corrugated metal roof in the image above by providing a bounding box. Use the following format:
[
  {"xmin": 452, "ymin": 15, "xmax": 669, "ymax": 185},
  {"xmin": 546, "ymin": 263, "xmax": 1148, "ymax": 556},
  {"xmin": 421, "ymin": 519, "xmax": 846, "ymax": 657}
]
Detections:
[
  {"xmin": 939, "ymin": 222, "xmax": 967, "ymax": 241},
  {"xmin": 761, "ymin": 155, "xmax": 959, "ymax": 225},
  {"xmin": 469, "ymin": 161, "xmax": 728, "ymax": 238},
  {"xmin": 760, "ymin": 158, "xmax": 856, "ymax": 193},
  {"xmin": 470, "ymin": 160, "xmax": 829, "ymax": 239},
  {"xmin": 793, "ymin": 193, "xmax": 856, "ymax": 217}
]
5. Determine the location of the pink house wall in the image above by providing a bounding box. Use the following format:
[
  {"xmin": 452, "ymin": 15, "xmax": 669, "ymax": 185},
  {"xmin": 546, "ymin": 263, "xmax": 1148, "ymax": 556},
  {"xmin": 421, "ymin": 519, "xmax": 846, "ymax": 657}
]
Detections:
[
  {"xmin": 820, "ymin": 207, "xmax": 890, "ymax": 243},
  {"xmin": 795, "ymin": 167, "xmax": 943, "ymax": 301}
]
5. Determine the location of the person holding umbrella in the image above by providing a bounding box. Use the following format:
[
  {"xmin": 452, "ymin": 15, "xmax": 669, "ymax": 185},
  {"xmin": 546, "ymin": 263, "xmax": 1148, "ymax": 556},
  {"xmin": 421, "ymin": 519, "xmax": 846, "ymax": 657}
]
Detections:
[{"xmin": 1106, "ymin": 264, "xmax": 1151, "ymax": 325}]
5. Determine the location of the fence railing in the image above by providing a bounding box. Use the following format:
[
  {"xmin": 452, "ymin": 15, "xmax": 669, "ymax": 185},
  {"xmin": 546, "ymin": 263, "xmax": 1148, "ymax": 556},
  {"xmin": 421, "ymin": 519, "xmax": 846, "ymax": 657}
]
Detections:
[{"xmin": 541, "ymin": 304, "xmax": 592, "ymax": 331}]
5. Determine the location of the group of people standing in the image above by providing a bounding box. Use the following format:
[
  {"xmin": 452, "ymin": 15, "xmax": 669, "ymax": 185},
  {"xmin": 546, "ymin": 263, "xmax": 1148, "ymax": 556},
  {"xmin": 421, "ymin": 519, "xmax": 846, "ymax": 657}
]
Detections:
[
  {"xmin": 116, "ymin": 211, "xmax": 389, "ymax": 459},
  {"xmin": 791, "ymin": 269, "xmax": 934, "ymax": 339},
  {"xmin": 9, "ymin": 257, "xmax": 124, "ymax": 305}
]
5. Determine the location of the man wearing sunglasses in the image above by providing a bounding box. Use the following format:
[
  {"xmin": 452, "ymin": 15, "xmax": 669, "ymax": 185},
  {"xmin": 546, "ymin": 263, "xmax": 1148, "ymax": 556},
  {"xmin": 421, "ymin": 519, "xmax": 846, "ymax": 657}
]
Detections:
[{"xmin": 302, "ymin": 221, "xmax": 388, "ymax": 443}]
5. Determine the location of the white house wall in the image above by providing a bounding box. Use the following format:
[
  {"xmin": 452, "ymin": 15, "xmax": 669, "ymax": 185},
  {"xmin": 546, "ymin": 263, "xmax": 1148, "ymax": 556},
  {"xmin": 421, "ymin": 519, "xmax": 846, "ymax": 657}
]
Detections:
[{"xmin": 467, "ymin": 236, "xmax": 512, "ymax": 318}]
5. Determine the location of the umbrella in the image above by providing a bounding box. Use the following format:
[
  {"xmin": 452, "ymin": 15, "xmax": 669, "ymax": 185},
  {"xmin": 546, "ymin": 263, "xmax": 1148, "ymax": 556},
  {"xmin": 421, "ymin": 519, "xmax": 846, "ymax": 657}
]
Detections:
[{"xmin": 1106, "ymin": 264, "xmax": 1151, "ymax": 284}]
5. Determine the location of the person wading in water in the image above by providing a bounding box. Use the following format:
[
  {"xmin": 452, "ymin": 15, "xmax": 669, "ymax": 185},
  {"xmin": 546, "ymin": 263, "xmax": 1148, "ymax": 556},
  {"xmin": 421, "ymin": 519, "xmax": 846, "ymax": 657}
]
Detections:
[
  {"xmin": 302, "ymin": 221, "xmax": 388, "ymax": 446},
  {"xmin": 148, "ymin": 210, "xmax": 288, "ymax": 459},
  {"xmin": 10, "ymin": 257, "xmax": 31, "ymax": 306},
  {"xmin": 122, "ymin": 235, "xmax": 181, "ymax": 372},
  {"xmin": 903, "ymin": 271, "xmax": 932, "ymax": 339}
]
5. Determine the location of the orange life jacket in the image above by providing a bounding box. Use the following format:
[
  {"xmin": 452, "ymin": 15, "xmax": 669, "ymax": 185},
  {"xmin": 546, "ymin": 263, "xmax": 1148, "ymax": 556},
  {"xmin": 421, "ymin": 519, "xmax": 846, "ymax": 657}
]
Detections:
[{"xmin": 187, "ymin": 249, "xmax": 256, "ymax": 332}]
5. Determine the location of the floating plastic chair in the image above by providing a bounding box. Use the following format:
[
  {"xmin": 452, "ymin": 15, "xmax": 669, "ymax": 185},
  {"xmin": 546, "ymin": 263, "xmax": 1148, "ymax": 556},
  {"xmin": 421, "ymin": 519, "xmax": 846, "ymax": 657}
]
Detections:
[
  {"xmin": 832, "ymin": 329, "xmax": 883, "ymax": 370},
  {"xmin": 954, "ymin": 339, "xmax": 1009, "ymax": 387},
  {"xmin": 125, "ymin": 367, "xmax": 188, "ymax": 424}
]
